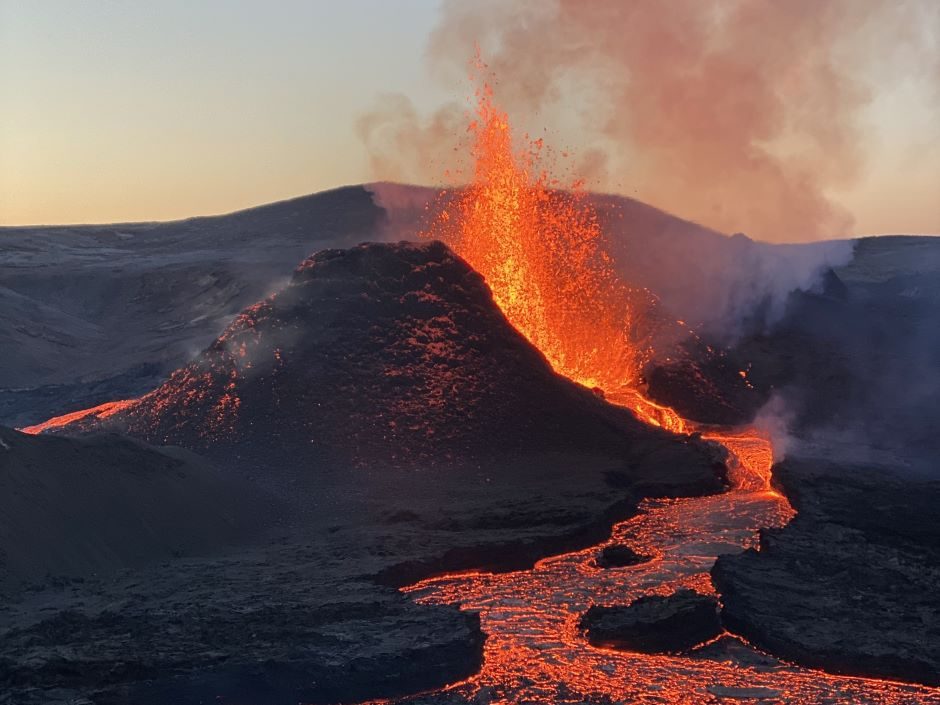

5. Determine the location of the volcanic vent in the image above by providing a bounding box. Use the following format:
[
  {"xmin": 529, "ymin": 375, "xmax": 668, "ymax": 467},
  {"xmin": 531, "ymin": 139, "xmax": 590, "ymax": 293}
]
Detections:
[{"xmin": 33, "ymin": 241, "xmax": 719, "ymax": 477}]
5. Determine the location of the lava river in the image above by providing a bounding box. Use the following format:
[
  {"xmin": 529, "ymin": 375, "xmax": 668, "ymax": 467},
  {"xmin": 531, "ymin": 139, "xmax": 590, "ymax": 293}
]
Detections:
[
  {"xmin": 367, "ymin": 65, "xmax": 940, "ymax": 704},
  {"xmin": 371, "ymin": 424, "xmax": 937, "ymax": 704}
]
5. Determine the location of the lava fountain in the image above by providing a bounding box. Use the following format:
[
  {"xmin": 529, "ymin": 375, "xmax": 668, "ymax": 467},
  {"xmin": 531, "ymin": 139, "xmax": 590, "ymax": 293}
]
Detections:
[
  {"xmin": 422, "ymin": 62, "xmax": 776, "ymax": 492},
  {"xmin": 372, "ymin": 65, "xmax": 940, "ymax": 705}
]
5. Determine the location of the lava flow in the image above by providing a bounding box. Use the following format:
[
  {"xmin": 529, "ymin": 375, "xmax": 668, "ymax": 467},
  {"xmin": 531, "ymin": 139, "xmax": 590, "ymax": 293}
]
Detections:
[
  {"xmin": 20, "ymin": 399, "xmax": 136, "ymax": 436},
  {"xmin": 377, "ymin": 64, "xmax": 940, "ymax": 704},
  {"xmin": 391, "ymin": 489, "xmax": 935, "ymax": 705}
]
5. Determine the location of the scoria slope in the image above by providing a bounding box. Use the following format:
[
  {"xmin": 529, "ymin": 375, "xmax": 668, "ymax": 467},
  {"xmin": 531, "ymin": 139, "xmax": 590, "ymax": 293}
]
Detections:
[{"xmin": 45, "ymin": 240, "xmax": 721, "ymax": 484}]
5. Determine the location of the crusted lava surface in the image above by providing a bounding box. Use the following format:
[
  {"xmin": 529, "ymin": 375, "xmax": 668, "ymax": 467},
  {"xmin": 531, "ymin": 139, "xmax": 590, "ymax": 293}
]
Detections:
[
  {"xmin": 579, "ymin": 589, "xmax": 721, "ymax": 654},
  {"xmin": 712, "ymin": 459, "xmax": 940, "ymax": 686}
]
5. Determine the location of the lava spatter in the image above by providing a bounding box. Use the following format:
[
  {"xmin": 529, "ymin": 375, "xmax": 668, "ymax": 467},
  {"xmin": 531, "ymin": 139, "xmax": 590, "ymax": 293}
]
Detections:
[{"xmin": 422, "ymin": 59, "xmax": 776, "ymax": 489}]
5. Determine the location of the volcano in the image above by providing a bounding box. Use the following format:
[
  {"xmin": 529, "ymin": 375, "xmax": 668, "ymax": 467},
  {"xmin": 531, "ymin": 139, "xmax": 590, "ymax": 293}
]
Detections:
[{"xmin": 33, "ymin": 240, "xmax": 720, "ymax": 481}]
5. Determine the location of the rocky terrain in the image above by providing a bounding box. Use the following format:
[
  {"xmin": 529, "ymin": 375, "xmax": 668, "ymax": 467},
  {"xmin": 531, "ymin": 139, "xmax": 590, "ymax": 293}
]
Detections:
[
  {"xmin": 0, "ymin": 426, "xmax": 264, "ymax": 589},
  {"xmin": 579, "ymin": 589, "xmax": 721, "ymax": 653},
  {"xmin": 1, "ymin": 240, "xmax": 726, "ymax": 705},
  {"xmin": 709, "ymin": 235, "xmax": 940, "ymax": 687},
  {"xmin": 594, "ymin": 543, "xmax": 651, "ymax": 569},
  {"xmin": 713, "ymin": 459, "xmax": 940, "ymax": 685}
]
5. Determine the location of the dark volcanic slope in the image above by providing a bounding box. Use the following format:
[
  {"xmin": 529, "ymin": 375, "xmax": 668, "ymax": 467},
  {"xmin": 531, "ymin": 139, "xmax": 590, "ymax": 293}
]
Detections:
[
  {"xmin": 713, "ymin": 459, "xmax": 940, "ymax": 686},
  {"xmin": 58, "ymin": 240, "xmax": 718, "ymax": 478},
  {"xmin": 0, "ymin": 186, "xmax": 383, "ymax": 427},
  {"xmin": 0, "ymin": 426, "xmax": 262, "ymax": 589}
]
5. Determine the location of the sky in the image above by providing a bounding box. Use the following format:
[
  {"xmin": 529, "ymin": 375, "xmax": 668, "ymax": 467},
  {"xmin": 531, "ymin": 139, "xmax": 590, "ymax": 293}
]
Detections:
[{"xmin": 1, "ymin": 0, "xmax": 937, "ymax": 237}]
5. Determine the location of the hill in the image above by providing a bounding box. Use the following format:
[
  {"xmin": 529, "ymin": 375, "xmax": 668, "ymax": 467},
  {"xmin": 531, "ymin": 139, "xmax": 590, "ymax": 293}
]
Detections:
[
  {"xmin": 35, "ymin": 241, "xmax": 721, "ymax": 485},
  {"xmin": 0, "ymin": 426, "xmax": 264, "ymax": 589}
]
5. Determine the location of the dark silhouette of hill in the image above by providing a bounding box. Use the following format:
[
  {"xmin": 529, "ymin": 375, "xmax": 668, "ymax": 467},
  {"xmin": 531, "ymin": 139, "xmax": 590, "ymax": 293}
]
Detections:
[{"xmin": 0, "ymin": 186, "xmax": 383, "ymax": 426}]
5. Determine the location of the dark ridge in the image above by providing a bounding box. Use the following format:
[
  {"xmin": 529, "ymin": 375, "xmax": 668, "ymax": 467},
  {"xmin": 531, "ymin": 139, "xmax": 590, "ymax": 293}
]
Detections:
[
  {"xmin": 712, "ymin": 459, "xmax": 940, "ymax": 687},
  {"xmin": 595, "ymin": 543, "xmax": 651, "ymax": 569},
  {"xmin": 112, "ymin": 610, "xmax": 485, "ymax": 705},
  {"xmin": 0, "ymin": 426, "xmax": 266, "ymax": 588},
  {"xmin": 580, "ymin": 590, "xmax": 721, "ymax": 654}
]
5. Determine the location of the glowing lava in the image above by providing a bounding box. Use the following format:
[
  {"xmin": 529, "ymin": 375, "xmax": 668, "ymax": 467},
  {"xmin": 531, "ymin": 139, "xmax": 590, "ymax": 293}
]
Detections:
[
  {"xmin": 19, "ymin": 400, "xmax": 136, "ymax": 436},
  {"xmin": 423, "ymin": 61, "xmax": 776, "ymax": 492},
  {"xmin": 355, "ymin": 62, "xmax": 940, "ymax": 705},
  {"xmin": 390, "ymin": 491, "xmax": 935, "ymax": 705},
  {"xmin": 423, "ymin": 69, "xmax": 649, "ymax": 395}
]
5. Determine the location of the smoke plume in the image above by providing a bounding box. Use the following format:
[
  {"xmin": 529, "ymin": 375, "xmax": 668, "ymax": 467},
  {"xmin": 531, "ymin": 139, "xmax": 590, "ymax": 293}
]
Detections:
[{"xmin": 360, "ymin": 0, "xmax": 939, "ymax": 242}]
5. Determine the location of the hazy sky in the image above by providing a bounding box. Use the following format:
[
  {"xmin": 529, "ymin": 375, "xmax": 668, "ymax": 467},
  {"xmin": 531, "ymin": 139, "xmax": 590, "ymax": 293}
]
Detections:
[{"xmin": 1, "ymin": 0, "xmax": 937, "ymax": 236}]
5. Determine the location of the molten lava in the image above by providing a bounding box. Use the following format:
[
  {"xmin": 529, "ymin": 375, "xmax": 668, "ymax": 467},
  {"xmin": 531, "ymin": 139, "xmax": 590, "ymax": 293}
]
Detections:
[
  {"xmin": 423, "ymin": 74, "xmax": 649, "ymax": 394},
  {"xmin": 422, "ymin": 62, "xmax": 776, "ymax": 491},
  {"xmin": 20, "ymin": 400, "xmax": 136, "ymax": 436}
]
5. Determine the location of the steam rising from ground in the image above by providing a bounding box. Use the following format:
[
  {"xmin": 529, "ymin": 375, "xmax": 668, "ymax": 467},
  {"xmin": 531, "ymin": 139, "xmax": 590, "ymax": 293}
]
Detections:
[{"xmin": 359, "ymin": 0, "xmax": 939, "ymax": 243}]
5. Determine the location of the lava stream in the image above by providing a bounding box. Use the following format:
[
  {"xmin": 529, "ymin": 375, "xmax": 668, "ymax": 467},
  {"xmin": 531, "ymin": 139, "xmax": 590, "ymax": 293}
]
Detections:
[
  {"xmin": 386, "ymin": 490, "xmax": 935, "ymax": 705},
  {"xmin": 373, "ymin": 61, "xmax": 940, "ymax": 705},
  {"xmin": 19, "ymin": 400, "xmax": 136, "ymax": 436}
]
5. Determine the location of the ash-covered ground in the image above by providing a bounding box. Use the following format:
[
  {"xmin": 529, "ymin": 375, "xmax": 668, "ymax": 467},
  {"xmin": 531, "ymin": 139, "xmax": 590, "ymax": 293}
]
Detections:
[{"xmin": 1, "ymin": 186, "xmax": 938, "ymax": 703}]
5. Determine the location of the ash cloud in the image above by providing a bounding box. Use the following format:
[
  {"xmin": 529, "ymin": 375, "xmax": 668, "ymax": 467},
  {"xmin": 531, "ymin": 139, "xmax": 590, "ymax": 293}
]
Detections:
[
  {"xmin": 356, "ymin": 98, "xmax": 465, "ymax": 186},
  {"xmin": 360, "ymin": 0, "xmax": 939, "ymax": 243}
]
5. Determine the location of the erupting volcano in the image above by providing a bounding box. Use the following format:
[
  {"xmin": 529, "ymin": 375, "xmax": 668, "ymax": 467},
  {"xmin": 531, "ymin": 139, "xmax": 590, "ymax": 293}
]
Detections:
[
  {"xmin": 6, "ymin": 4, "xmax": 940, "ymax": 704},
  {"xmin": 422, "ymin": 63, "xmax": 777, "ymax": 493}
]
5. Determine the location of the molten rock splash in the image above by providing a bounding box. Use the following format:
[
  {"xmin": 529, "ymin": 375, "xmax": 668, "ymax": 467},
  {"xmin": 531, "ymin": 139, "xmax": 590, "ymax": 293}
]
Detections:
[
  {"xmin": 422, "ymin": 65, "xmax": 777, "ymax": 491},
  {"xmin": 423, "ymin": 76, "xmax": 650, "ymax": 393}
]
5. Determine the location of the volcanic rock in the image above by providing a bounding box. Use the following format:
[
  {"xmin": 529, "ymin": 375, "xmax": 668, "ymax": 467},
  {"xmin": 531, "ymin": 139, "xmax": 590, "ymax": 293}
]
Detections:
[
  {"xmin": 712, "ymin": 459, "xmax": 940, "ymax": 686},
  {"xmin": 4, "ymin": 241, "xmax": 730, "ymax": 705},
  {"xmin": 0, "ymin": 425, "xmax": 264, "ymax": 588},
  {"xmin": 595, "ymin": 543, "xmax": 651, "ymax": 568},
  {"xmin": 43, "ymin": 241, "xmax": 721, "ymax": 479},
  {"xmin": 579, "ymin": 590, "xmax": 721, "ymax": 653},
  {"xmin": 644, "ymin": 344, "xmax": 766, "ymax": 426}
]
